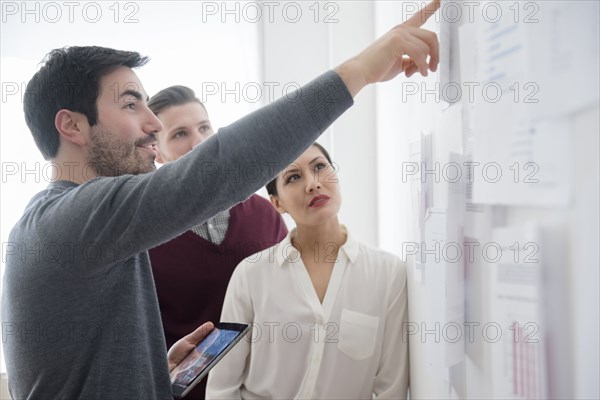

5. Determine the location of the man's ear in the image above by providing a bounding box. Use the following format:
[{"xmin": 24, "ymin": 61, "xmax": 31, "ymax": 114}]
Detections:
[
  {"xmin": 55, "ymin": 109, "xmax": 89, "ymax": 146},
  {"xmin": 270, "ymin": 195, "xmax": 286, "ymax": 214}
]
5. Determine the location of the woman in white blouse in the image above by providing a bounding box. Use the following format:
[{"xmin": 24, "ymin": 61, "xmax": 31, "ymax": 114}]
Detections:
[{"xmin": 206, "ymin": 143, "xmax": 408, "ymax": 399}]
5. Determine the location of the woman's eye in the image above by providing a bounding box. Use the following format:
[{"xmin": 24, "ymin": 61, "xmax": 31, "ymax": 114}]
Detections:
[
  {"xmin": 125, "ymin": 103, "xmax": 136, "ymax": 110},
  {"xmin": 286, "ymin": 174, "xmax": 300, "ymax": 183},
  {"xmin": 315, "ymin": 162, "xmax": 328, "ymax": 171},
  {"xmin": 173, "ymin": 131, "xmax": 187, "ymax": 139}
]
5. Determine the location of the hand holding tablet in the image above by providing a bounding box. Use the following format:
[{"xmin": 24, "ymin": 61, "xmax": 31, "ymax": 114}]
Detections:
[{"xmin": 170, "ymin": 322, "xmax": 250, "ymax": 398}]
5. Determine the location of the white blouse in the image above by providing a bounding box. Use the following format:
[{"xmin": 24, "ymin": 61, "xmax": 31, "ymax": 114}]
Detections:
[{"xmin": 206, "ymin": 228, "xmax": 409, "ymax": 399}]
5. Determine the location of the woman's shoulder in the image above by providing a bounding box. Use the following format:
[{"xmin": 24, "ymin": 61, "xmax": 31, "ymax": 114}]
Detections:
[
  {"xmin": 348, "ymin": 233, "xmax": 403, "ymax": 264},
  {"xmin": 236, "ymin": 239, "xmax": 289, "ymax": 273},
  {"xmin": 354, "ymin": 240, "xmax": 407, "ymax": 277}
]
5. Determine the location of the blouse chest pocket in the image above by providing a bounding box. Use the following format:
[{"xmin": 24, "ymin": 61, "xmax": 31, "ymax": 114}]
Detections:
[{"xmin": 337, "ymin": 309, "xmax": 380, "ymax": 361}]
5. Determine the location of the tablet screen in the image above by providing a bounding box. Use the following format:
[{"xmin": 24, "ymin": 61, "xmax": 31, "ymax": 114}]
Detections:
[{"xmin": 170, "ymin": 327, "xmax": 244, "ymax": 389}]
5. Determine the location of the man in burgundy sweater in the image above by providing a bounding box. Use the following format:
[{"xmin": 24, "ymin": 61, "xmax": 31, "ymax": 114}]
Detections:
[{"xmin": 147, "ymin": 86, "xmax": 288, "ymax": 399}]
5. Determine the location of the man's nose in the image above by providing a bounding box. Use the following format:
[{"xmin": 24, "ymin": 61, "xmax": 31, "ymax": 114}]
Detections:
[
  {"xmin": 143, "ymin": 107, "xmax": 163, "ymax": 135},
  {"xmin": 192, "ymin": 132, "xmax": 206, "ymax": 149}
]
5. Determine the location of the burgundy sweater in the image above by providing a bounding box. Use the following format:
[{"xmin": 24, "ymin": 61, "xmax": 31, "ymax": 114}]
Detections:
[{"xmin": 149, "ymin": 194, "xmax": 287, "ymax": 399}]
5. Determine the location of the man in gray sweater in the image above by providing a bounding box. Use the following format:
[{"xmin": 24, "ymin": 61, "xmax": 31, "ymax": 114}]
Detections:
[{"xmin": 1, "ymin": 1, "xmax": 440, "ymax": 398}]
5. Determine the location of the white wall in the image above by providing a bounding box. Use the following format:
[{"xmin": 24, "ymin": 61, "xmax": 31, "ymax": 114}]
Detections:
[
  {"xmin": 374, "ymin": 1, "xmax": 599, "ymax": 399},
  {"xmin": 374, "ymin": 2, "xmax": 453, "ymax": 397},
  {"xmin": 260, "ymin": 1, "xmax": 378, "ymax": 246},
  {"xmin": 0, "ymin": 373, "xmax": 9, "ymax": 400}
]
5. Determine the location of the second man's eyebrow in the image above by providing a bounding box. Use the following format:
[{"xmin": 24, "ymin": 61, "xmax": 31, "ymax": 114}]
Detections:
[{"xmin": 169, "ymin": 125, "xmax": 187, "ymax": 134}]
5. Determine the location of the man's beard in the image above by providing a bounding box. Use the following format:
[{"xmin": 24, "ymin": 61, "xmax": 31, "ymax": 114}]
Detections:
[{"xmin": 87, "ymin": 125, "xmax": 156, "ymax": 177}]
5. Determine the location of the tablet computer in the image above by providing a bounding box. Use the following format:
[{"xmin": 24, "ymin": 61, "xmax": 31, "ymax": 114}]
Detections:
[{"xmin": 170, "ymin": 322, "xmax": 250, "ymax": 398}]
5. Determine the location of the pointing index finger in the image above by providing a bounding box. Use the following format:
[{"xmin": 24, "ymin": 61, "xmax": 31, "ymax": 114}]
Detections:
[{"xmin": 404, "ymin": 0, "xmax": 441, "ymax": 27}]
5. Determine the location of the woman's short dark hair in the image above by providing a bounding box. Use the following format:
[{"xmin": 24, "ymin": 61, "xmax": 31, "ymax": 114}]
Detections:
[
  {"xmin": 266, "ymin": 142, "xmax": 333, "ymax": 197},
  {"xmin": 24, "ymin": 46, "xmax": 149, "ymax": 160},
  {"xmin": 147, "ymin": 85, "xmax": 206, "ymax": 116}
]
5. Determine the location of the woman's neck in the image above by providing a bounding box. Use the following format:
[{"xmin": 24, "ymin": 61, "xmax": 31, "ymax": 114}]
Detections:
[{"xmin": 292, "ymin": 218, "xmax": 347, "ymax": 262}]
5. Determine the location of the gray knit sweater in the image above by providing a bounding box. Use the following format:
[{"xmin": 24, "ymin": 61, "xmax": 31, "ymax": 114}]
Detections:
[{"xmin": 1, "ymin": 70, "xmax": 353, "ymax": 399}]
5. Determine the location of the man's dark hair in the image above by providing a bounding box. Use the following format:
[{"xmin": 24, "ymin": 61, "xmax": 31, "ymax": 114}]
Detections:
[
  {"xmin": 147, "ymin": 85, "xmax": 206, "ymax": 116},
  {"xmin": 266, "ymin": 142, "xmax": 333, "ymax": 197},
  {"xmin": 24, "ymin": 46, "xmax": 149, "ymax": 160}
]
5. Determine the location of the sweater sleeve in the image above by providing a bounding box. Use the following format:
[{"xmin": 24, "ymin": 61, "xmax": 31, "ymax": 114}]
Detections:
[{"xmin": 34, "ymin": 71, "xmax": 353, "ymax": 273}]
